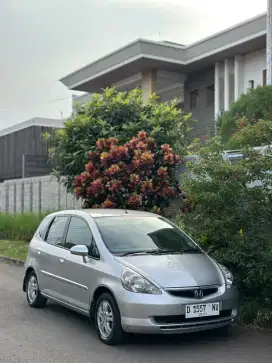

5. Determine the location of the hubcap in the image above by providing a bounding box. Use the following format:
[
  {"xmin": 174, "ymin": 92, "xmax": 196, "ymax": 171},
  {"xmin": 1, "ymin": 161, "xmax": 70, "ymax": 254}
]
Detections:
[
  {"xmin": 97, "ymin": 300, "xmax": 114, "ymax": 339},
  {"xmin": 27, "ymin": 275, "xmax": 38, "ymax": 303}
]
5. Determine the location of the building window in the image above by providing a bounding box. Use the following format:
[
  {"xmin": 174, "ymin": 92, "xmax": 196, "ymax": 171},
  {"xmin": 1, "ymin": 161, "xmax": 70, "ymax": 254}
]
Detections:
[
  {"xmin": 206, "ymin": 85, "xmax": 214, "ymax": 106},
  {"xmin": 263, "ymin": 69, "xmax": 267, "ymax": 86},
  {"xmin": 190, "ymin": 90, "xmax": 198, "ymax": 109},
  {"xmin": 248, "ymin": 80, "xmax": 254, "ymax": 89}
]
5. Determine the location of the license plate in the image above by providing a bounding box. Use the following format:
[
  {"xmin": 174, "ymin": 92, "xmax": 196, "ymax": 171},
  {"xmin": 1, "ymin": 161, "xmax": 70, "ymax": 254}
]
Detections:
[{"xmin": 185, "ymin": 302, "xmax": 220, "ymax": 319}]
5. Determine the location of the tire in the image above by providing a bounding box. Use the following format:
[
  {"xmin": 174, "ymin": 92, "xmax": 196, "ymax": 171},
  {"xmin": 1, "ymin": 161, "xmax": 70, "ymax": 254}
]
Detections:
[
  {"xmin": 94, "ymin": 292, "xmax": 126, "ymax": 345},
  {"xmin": 26, "ymin": 271, "xmax": 47, "ymax": 308}
]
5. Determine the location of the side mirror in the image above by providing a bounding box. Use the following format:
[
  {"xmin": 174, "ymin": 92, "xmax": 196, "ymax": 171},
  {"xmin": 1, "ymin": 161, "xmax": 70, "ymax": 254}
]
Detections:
[{"xmin": 70, "ymin": 245, "xmax": 89, "ymax": 263}]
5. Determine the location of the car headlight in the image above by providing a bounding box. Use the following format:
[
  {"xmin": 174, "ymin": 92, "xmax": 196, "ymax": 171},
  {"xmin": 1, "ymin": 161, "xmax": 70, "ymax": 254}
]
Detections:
[
  {"xmin": 121, "ymin": 267, "xmax": 162, "ymax": 295},
  {"xmin": 219, "ymin": 264, "xmax": 233, "ymax": 288}
]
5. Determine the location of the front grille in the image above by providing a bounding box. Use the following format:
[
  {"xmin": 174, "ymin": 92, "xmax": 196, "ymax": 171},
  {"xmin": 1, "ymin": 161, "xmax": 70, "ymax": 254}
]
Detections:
[
  {"xmin": 166, "ymin": 287, "xmax": 218, "ymax": 298},
  {"xmin": 153, "ymin": 309, "xmax": 232, "ymax": 325}
]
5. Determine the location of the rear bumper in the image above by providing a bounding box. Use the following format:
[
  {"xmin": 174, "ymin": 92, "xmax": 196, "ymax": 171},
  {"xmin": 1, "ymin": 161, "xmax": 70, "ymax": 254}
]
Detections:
[{"xmin": 118, "ymin": 285, "xmax": 239, "ymax": 334}]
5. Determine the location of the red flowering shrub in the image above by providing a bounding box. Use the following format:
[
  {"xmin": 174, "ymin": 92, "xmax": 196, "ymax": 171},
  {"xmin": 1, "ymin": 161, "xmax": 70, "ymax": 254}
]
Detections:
[{"xmin": 74, "ymin": 132, "xmax": 183, "ymax": 213}]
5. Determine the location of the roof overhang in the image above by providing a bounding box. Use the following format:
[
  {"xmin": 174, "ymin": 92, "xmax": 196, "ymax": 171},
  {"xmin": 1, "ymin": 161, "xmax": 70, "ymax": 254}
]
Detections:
[
  {"xmin": 0, "ymin": 117, "xmax": 64, "ymax": 137},
  {"xmin": 60, "ymin": 13, "xmax": 267, "ymax": 92},
  {"xmin": 60, "ymin": 40, "xmax": 186, "ymax": 92}
]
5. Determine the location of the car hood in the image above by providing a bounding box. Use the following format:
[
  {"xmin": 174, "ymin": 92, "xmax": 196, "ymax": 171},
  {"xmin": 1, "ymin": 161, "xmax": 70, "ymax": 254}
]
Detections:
[{"xmin": 115, "ymin": 253, "xmax": 224, "ymax": 288}]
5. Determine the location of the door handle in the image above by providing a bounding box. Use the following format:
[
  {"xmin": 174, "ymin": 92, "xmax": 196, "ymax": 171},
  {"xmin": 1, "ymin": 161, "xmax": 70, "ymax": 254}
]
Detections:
[
  {"xmin": 37, "ymin": 250, "xmax": 41, "ymax": 255},
  {"xmin": 59, "ymin": 258, "xmax": 65, "ymax": 263}
]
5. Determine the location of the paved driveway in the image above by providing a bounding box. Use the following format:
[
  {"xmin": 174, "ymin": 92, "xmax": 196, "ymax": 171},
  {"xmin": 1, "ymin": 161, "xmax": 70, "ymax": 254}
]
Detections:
[{"xmin": 0, "ymin": 263, "xmax": 271, "ymax": 363}]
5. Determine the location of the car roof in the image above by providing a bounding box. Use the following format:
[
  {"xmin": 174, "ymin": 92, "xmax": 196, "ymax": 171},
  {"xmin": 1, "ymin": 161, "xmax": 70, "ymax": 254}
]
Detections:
[
  {"xmin": 52, "ymin": 208, "xmax": 156, "ymax": 218},
  {"xmin": 85, "ymin": 209, "xmax": 155, "ymax": 218}
]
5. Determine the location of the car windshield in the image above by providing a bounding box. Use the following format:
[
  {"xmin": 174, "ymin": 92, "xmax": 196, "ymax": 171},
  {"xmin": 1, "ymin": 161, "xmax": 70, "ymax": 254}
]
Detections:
[{"xmin": 94, "ymin": 216, "xmax": 201, "ymax": 255}]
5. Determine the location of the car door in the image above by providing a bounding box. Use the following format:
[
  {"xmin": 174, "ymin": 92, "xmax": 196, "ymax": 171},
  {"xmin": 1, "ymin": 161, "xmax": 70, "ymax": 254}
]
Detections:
[
  {"xmin": 59, "ymin": 216, "xmax": 100, "ymax": 313},
  {"xmin": 37, "ymin": 215, "xmax": 70, "ymax": 302}
]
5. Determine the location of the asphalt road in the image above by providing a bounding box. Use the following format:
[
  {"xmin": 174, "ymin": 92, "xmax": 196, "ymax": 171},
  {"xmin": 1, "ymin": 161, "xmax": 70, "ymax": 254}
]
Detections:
[{"xmin": 0, "ymin": 263, "xmax": 271, "ymax": 363}]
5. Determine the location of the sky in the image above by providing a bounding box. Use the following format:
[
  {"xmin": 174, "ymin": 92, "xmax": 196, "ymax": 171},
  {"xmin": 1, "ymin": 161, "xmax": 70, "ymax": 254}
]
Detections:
[{"xmin": 0, "ymin": 0, "xmax": 267, "ymax": 129}]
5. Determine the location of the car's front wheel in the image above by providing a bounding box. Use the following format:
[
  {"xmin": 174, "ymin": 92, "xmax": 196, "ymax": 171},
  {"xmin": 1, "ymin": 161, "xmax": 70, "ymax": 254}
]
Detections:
[
  {"xmin": 26, "ymin": 271, "xmax": 47, "ymax": 308},
  {"xmin": 94, "ymin": 292, "xmax": 126, "ymax": 345}
]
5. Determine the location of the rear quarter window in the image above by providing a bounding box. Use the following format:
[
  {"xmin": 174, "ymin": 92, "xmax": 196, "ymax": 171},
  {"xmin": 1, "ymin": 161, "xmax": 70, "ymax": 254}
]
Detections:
[{"xmin": 37, "ymin": 215, "xmax": 53, "ymax": 240}]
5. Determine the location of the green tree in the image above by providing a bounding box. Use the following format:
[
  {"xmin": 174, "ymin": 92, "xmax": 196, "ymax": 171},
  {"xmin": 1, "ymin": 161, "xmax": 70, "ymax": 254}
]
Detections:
[
  {"xmin": 232, "ymin": 118, "xmax": 272, "ymax": 148},
  {"xmin": 180, "ymin": 122, "xmax": 272, "ymax": 324},
  {"xmin": 47, "ymin": 88, "xmax": 192, "ymax": 192},
  {"xmin": 218, "ymin": 85, "xmax": 272, "ymax": 148}
]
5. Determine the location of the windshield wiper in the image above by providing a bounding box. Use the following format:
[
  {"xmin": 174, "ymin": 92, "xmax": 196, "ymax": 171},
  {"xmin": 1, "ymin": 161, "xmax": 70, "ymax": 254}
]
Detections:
[
  {"xmin": 146, "ymin": 248, "xmax": 200, "ymax": 255},
  {"xmin": 119, "ymin": 248, "xmax": 200, "ymax": 256},
  {"xmin": 179, "ymin": 248, "xmax": 201, "ymax": 254},
  {"xmin": 119, "ymin": 250, "xmax": 159, "ymax": 256},
  {"xmin": 145, "ymin": 249, "xmax": 180, "ymax": 255}
]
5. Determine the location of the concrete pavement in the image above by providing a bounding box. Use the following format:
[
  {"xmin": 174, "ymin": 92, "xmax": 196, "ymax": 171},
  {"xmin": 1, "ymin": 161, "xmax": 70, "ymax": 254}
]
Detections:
[{"xmin": 0, "ymin": 263, "xmax": 271, "ymax": 363}]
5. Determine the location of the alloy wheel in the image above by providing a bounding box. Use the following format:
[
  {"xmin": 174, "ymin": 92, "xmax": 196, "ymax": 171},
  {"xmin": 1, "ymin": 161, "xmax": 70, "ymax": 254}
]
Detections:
[
  {"xmin": 27, "ymin": 275, "xmax": 38, "ymax": 304},
  {"xmin": 97, "ymin": 300, "xmax": 114, "ymax": 339}
]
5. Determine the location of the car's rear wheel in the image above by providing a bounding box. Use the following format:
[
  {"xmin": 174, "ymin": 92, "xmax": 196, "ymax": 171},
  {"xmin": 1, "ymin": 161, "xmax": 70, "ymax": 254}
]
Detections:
[
  {"xmin": 26, "ymin": 271, "xmax": 47, "ymax": 308},
  {"xmin": 94, "ymin": 292, "xmax": 126, "ymax": 345}
]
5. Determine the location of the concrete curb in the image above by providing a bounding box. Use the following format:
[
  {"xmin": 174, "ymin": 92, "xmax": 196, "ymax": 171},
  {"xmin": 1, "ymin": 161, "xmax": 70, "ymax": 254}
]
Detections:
[{"xmin": 0, "ymin": 255, "xmax": 25, "ymax": 266}]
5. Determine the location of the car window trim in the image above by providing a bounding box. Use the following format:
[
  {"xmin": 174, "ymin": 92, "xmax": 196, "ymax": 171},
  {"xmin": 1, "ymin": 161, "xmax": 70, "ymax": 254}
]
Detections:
[{"xmin": 62, "ymin": 215, "xmax": 100, "ymax": 260}]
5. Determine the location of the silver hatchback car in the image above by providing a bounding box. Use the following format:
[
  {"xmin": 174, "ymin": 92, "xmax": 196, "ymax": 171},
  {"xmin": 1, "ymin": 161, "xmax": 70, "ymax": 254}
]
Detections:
[{"xmin": 23, "ymin": 209, "xmax": 238, "ymax": 345}]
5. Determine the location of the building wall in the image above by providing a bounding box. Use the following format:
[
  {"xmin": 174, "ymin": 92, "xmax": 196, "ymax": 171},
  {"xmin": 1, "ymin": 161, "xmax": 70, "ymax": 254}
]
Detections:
[
  {"xmin": 184, "ymin": 67, "xmax": 215, "ymax": 138},
  {"xmin": 183, "ymin": 49, "xmax": 267, "ymax": 139},
  {"xmin": 0, "ymin": 126, "xmax": 57, "ymax": 182},
  {"xmin": 72, "ymin": 93, "xmax": 94, "ymax": 114},
  {"xmin": 156, "ymin": 70, "xmax": 185, "ymax": 103},
  {"xmin": 68, "ymin": 49, "xmax": 267, "ymax": 139},
  {"xmin": 243, "ymin": 48, "xmax": 266, "ymax": 91}
]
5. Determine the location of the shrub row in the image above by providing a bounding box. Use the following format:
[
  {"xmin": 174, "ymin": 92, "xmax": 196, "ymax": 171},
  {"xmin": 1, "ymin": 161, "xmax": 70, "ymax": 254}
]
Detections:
[{"xmin": 178, "ymin": 137, "xmax": 272, "ymax": 326}]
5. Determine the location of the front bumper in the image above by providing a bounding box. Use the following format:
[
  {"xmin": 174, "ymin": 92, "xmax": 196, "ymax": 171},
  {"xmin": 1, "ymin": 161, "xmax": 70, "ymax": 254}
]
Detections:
[{"xmin": 117, "ymin": 285, "xmax": 239, "ymax": 334}]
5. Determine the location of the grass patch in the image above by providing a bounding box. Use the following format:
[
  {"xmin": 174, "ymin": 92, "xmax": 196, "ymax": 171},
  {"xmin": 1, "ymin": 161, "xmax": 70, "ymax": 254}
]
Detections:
[
  {"xmin": 0, "ymin": 240, "xmax": 28, "ymax": 260},
  {"xmin": 0, "ymin": 212, "xmax": 52, "ymax": 241}
]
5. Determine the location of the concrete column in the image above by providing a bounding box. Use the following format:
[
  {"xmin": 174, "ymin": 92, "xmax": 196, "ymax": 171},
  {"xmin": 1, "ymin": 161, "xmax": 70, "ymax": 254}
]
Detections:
[
  {"xmin": 267, "ymin": 0, "xmax": 272, "ymax": 85},
  {"xmin": 5, "ymin": 183, "xmax": 9, "ymax": 213},
  {"xmin": 234, "ymin": 55, "xmax": 244, "ymax": 101},
  {"xmin": 214, "ymin": 62, "xmax": 220, "ymax": 120},
  {"xmin": 224, "ymin": 58, "xmax": 230, "ymax": 111},
  {"xmin": 141, "ymin": 69, "xmax": 156, "ymax": 102}
]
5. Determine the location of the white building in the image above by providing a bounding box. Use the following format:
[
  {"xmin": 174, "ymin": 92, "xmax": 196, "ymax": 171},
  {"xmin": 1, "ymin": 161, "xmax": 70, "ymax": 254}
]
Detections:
[{"xmin": 61, "ymin": 13, "xmax": 268, "ymax": 138}]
